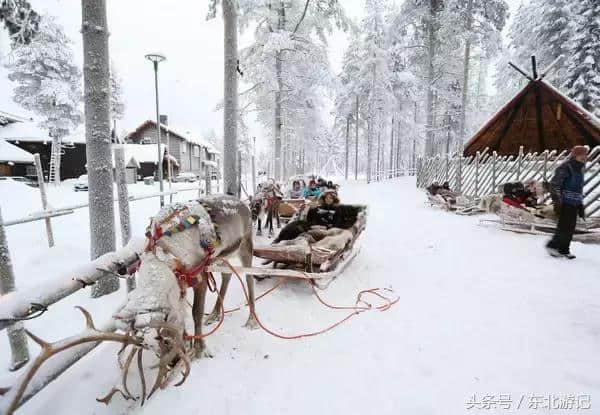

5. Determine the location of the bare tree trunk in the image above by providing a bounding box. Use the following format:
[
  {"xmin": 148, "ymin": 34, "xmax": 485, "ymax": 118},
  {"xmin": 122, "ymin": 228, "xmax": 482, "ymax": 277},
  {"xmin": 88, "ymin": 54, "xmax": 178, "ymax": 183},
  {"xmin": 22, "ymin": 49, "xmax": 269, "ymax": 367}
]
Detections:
[
  {"xmin": 389, "ymin": 116, "xmax": 394, "ymax": 178},
  {"xmin": 367, "ymin": 117, "xmax": 372, "ymax": 183},
  {"xmin": 396, "ymin": 118, "xmax": 401, "ymax": 175},
  {"xmin": 81, "ymin": 0, "xmax": 117, "ymax": 297},
  {"xmin": 223, "ymin": 0, "xmax": 239, "ymax": 196},
  {"xmin": 424, "ymin": 0, "xmax": 437, "ymax": 157},
  {"xmin": 34, "ymin": 154, "xmax": 53, "ymax": 247},
  {"xmin": 273, "ymin": 2, "xmax": 285, "ymax": 181},
  {"xmin": 459, "ymin": 0, "xmax": 474, "ymax": 143},
  {"xmin": 355, "ymin": 95, "xmax": 359, "ymax": 180},
  {"xmin": 252, "ymin": 137, "xmax": 256, "ymax": 194},
  {"xmin": 114, "ymin": 145, "xmax": 134, "ymax": 292},
  {"xmin": 376, "ymin": 127, "xmax": 381, "ymax": 181},
  {"xmin": 345, "ymin": 115, "xmax": 349, "ymax": 179}
]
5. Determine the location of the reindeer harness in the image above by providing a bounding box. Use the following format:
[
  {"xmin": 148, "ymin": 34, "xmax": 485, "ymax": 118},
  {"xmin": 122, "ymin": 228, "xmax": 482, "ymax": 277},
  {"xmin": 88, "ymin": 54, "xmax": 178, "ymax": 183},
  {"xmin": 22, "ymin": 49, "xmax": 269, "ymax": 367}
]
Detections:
[{"xmin": 137, "ymin": 203, "xmax": 222, "ymax": 290}]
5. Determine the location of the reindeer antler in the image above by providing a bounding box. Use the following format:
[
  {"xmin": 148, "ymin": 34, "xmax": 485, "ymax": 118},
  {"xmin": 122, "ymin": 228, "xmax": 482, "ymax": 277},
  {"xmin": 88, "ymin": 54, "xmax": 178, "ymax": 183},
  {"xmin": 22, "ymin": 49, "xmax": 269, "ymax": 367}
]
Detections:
[
  {"xmin": 145, "ymin": 322, "xmax": 191, "ymax": 399},
  {"xmin": 0, "ymin": 307, "xmax": 143, "ymax": 415}
]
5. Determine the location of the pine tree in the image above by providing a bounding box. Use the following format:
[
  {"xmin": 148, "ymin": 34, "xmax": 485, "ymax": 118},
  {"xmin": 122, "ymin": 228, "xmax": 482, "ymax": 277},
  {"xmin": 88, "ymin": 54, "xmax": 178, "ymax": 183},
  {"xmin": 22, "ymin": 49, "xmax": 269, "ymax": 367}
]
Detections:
[
  {"xmin": 0, "ymin": 0, "xmax": 39, "ymax": 45},
  {"xmin": 5, "ymin": 14, "xmax": 83, "ymax": 183},
  {"xmin": 562, "ymin": 0, "xmax": 600, "ymax": 118}
]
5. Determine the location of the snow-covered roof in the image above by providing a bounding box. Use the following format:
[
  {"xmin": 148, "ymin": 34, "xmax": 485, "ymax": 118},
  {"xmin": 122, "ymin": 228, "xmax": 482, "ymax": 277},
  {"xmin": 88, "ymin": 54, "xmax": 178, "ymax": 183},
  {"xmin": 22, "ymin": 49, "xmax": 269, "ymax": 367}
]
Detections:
[
  {"xmin": 0, "ymin": 110, "xmax": 31, "ymax": 126},
  {"xmin": 127, "ymin": 120, "xmax": 220, "ymax": 154},
  {"xmin": 0, "ymin": 140, "xmax": 35, "ymax": 163},
  {"xmin": 204, "ymin": 142, "xmax": 220, "ymax": 155},
  {"xmin": 0, "ymin": 120, "xmax": 86, "ymax": 144},
  {"xmin": 202, "ymin": 160, "xmax": 218, "ymax": 168},
  {"xmin": 112, "ymin": 144, "xmax": 167, "ymax": 167}
]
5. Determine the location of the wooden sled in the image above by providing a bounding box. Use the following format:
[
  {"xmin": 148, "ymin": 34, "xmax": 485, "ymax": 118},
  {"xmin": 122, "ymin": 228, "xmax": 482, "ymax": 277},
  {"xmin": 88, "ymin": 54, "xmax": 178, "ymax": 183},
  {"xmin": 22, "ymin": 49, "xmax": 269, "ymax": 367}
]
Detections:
[
  {"xmin": 426, "ymin": 193, "xmax": 481, "ymax": 215},
  {"xmin": 251, "ymin": 205, "xmax": 367, "ymax": 287},
  {"xmin": 208, "ymin": 246, "xmax": 361, "ymax": 289},
  {"xmin": 479, "ymin": 202, "xmax": 600, "ymax": 243}
]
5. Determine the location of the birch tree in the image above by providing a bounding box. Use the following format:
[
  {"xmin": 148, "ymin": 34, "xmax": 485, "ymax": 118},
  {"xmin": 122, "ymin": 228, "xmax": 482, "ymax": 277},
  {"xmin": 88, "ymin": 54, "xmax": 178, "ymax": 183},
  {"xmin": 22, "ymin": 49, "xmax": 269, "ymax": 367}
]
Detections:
[{"xmin": 81, "ymin": 0, "xmax": 117, "ymax": 297}]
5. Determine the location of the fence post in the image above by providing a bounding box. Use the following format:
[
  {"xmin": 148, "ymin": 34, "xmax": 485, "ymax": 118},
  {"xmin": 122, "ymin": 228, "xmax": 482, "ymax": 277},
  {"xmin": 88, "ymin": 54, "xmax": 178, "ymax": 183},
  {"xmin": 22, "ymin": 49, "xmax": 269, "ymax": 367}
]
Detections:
[
  {"xmin": 205, "ymin": 164, "xmax": 211, "ymax": 196},
  {"xmin": 475, "ymin": 151, "xmax": 481, "ymax": 197},
  {"xmin": 34, "ymin": 154, "xmax": 54, "ymax": 247},
  {"xmin": 543, "ymin": 150, "xmax": 548, "ymax": 182},
  {"xmin": 517, "ymin": 146, "xmax": 524, "ymax": 181},
  {"xmin": 457, "ymin": 154, "xmax": 463, "ymax": 194},
  {"xmin": 492, "ymin": 151, "xmax": 497, "ymax": 192},
  {"xmin": 114, "ymin": 146, "xmax": 134, "ymax": 292},
  {"xmin": 445, "ymin": 154, "xmax": 450, "ymax": 182},
  {"xmin": 0, "ymin": 204, "xmax": 30, "ymax": 370},
  {"xmin": 237, "ymin": 151, "xmax": 242, "ymax": 199}
]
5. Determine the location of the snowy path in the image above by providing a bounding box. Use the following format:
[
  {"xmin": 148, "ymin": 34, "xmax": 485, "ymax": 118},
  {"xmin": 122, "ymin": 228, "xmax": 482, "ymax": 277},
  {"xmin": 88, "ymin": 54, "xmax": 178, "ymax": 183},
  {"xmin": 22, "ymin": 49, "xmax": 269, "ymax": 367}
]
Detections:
[{"xmin": 1, "ymin": 177, "xmax": 599, "ymax": 414}]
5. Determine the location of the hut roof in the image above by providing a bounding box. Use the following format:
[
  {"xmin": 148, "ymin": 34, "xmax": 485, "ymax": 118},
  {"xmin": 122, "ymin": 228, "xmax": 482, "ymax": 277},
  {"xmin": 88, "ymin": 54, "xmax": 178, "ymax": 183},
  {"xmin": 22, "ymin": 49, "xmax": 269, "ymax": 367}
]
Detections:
[{"xmin": 463, "ymin": 80, "xmax": 600, "ymax": 156}]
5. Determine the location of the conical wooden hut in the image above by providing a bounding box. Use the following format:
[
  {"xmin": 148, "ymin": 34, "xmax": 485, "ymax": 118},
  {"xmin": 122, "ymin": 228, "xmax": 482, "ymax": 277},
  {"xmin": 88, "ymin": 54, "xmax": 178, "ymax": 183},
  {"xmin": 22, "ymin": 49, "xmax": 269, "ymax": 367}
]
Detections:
[{"xmin": 463, "ymin": 79, "xmax": 600, "ymax": 156}]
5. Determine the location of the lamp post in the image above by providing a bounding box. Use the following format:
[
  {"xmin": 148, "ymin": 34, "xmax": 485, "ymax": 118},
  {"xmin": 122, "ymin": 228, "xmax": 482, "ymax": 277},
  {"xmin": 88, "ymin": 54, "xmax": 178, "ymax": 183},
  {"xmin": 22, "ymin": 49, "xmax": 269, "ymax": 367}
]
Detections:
[{"xmin": 145, "ymin": 52, "xmax": 166, "ymax": 207}]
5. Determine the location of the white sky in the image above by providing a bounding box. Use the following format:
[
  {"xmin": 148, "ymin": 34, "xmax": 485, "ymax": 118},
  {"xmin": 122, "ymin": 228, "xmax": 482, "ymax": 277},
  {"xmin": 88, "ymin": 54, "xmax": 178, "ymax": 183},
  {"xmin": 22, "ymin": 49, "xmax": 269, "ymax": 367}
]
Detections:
[{"xmin": 0, "ymin": 0, "xmax": 525, "ymax": 148}]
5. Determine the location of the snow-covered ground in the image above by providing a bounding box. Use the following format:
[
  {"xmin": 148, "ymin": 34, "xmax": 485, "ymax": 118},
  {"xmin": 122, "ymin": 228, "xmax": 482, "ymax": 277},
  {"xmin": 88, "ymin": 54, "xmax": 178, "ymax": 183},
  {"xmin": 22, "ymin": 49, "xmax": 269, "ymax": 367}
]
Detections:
[{"xmin": 1, "ymin": 177, "xmax": 599, "ymax": 414}]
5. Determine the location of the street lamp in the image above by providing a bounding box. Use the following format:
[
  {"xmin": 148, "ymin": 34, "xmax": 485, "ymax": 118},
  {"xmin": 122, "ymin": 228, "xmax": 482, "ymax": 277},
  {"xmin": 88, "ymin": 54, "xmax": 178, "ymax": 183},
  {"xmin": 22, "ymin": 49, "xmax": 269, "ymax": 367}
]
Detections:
[{"xmin": 145, "ymin": 52, "xmax": 167, "ymax": 207}]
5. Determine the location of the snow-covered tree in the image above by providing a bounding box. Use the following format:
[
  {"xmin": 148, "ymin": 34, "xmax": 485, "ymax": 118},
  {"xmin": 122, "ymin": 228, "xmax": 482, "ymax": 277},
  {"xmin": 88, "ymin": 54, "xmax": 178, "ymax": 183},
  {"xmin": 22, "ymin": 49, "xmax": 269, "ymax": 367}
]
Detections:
[
  {"xmin": 454, "ymin": 0, "xmax": 508, "ymax": 142},
  {"xmin": 208, "ymin": 0, "xmax": 240, "ymax": 195},
  {"xmin": 4, "ymin": 14, "xmax": 83, "ymax": 183},
  {"xmin": 109, "ymin": 64, "xmax": 125, "ymax": 122},
  {"xmin": 495, "ymin": 0, "xmax": 572, "ymax": 103},
  {"xmin": 81, "ymin": 0, "xmax": 117, "ymax": 296},
  {"xmin": 109, "ymin": 63, "xmax": 125, "ymax": 143},
  {"xmin": 562, "ymin": 0, "xmax": 600, "ymax": 118},
  {"xmin": 0, "ymin": 0, "xmax": 39, "ymax": 45},
  {"xmin": 236, "ymin": 0, "xmax": 348, "ymax": 181}
]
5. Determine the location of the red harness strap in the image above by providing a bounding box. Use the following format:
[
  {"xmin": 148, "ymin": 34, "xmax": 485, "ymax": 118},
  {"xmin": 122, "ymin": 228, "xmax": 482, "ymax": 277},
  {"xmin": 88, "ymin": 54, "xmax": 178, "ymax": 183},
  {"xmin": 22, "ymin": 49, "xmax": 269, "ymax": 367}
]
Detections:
[{"xmin": 173, "ymin": 249, "xmax": 215, "ymax": 289}]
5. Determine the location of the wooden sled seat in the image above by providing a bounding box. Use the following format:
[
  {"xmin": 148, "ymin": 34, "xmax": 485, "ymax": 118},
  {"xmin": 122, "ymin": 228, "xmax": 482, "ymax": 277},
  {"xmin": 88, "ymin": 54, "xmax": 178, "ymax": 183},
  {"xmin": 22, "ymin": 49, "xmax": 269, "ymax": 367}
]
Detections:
[{"xmin": 253, "ymin": 204, "xmax": 367, "ymax": 273}]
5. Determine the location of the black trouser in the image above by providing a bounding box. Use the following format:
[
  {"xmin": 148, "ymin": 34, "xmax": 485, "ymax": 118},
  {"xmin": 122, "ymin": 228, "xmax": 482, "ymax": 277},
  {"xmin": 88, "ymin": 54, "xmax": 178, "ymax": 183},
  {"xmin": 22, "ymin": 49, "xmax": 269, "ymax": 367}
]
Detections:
[{"xmin": 548, "ymin": 204, "xmax": 578, "ymax": 254}]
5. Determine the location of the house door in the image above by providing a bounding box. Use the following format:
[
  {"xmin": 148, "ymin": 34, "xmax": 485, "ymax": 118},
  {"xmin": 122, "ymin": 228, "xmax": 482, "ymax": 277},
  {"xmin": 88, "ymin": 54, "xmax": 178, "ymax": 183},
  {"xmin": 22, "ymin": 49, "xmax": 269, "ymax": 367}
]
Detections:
[{"xmin": 0, "ymin": 164, "xmax": 11, "ymax": 176}]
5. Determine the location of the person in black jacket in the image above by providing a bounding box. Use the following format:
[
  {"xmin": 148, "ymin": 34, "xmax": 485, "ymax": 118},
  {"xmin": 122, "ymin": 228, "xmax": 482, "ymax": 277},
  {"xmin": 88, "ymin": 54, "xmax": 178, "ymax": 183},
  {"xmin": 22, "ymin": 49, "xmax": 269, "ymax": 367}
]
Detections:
[{"xmin": 546, "ymin": 146, "xmax": 588, "ymax": 259}]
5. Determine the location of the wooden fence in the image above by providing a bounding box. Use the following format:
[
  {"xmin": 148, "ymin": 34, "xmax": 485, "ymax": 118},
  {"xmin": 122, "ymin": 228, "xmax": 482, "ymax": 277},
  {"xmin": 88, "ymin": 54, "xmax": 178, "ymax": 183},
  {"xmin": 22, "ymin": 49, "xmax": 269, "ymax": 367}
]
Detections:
[{"xmin": 416, "ymin": 146, "xmax": 600, "ymax": 217}]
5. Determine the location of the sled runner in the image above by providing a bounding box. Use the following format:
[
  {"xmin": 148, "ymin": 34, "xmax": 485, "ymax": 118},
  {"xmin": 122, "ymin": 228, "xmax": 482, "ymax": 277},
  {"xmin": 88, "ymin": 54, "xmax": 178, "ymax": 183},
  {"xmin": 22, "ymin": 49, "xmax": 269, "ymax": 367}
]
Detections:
[{"xmin": 250, "ymin": 204, "xmax": 367, "ymax": 286}]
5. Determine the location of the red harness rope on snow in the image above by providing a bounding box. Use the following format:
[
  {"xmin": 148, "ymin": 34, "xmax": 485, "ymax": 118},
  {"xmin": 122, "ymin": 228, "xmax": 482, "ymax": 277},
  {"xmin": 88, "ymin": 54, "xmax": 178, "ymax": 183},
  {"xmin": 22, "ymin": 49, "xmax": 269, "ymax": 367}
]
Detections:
[{"xmin": 173, "ymin": 249, "xmax": 216, "ymax": 290}]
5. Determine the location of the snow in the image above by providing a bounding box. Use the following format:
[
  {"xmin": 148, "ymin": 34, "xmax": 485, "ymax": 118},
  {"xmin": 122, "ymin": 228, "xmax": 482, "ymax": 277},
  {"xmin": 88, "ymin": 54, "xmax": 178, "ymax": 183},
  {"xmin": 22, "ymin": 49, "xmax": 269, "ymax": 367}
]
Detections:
[
  {"xmin": 1, "ymin": 177, "xmax": 600, "ymax": 414},
  {"xmin": 0, "ymin": 140, "xmax": 34, "ymax": 164},
  {"xmin": 0, "ymin": 120, "xmax": 86, "ymax": 144},
  {"xmin": 111, "ymin": 143, "xmax": 167, "ymax": 166}
]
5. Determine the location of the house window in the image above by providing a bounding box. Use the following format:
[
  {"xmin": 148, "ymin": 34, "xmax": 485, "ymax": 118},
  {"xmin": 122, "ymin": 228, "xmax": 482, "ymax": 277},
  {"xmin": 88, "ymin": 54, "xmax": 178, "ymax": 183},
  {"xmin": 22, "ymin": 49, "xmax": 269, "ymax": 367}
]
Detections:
[
  {"xmin": 182, "ymin": 143, "xmax": 187, "ymax": 153},
  {"xmin": 142, "ymin": 137, "xmax": 152, "ymax": 144},
  {"xmin": 193, "ymin": 146, "xmax": 200, "ymax": 157}
]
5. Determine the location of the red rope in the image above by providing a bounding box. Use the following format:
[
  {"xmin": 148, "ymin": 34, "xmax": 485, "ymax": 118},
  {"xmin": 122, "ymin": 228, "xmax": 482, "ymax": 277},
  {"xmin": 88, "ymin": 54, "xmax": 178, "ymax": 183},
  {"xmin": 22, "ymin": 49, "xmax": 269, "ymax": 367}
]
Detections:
[{"xmin": 216, "ymin": 259, "xmax": 399, "ymax": 340}]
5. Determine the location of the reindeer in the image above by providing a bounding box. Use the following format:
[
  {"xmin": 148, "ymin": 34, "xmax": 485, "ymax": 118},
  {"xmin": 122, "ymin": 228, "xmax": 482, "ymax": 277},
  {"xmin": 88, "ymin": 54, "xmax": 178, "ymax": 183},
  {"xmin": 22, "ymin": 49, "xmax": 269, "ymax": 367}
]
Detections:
[
  {"xmin": 1, "ymin": 196, "xmax": 257, "ymax": 413},
  {"xmin": 114, "ymin": 195, "xmax": 258, "ymax": 357},
  {"xmin": 251, "ymin": 181, "xmax": 282, "ymax": 237}
]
